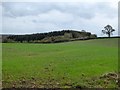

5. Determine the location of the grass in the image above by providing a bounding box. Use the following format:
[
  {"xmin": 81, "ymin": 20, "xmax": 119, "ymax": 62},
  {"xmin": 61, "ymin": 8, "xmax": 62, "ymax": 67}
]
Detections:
[
  {"xmin": 0, "ymin": 43, "xmax": 2, "ymax": 89},
  {"xmin": 2, "ymin": 38, "xmax": 118, "ymax": 88}
]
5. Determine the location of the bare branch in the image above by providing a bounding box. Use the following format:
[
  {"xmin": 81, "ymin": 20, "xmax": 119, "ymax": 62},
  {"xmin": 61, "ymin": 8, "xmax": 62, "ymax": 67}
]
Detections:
[{"xmin": 102, "ymin": 25, "xmax": 115, "ymax": 37}]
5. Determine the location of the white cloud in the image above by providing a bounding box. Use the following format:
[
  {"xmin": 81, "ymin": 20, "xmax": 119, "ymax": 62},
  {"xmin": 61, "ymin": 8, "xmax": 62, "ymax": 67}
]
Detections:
[{"xmin": 1, "ymin": 2, "xmax": 118, "ymax": 37}]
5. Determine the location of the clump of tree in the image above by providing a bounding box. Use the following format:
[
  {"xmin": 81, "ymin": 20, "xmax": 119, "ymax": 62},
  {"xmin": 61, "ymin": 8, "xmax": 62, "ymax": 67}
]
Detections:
[
  {"xmin": 6, "ymin": 30, "xmax": 97, "ymax": 43},
  {"xmin": 102, "ymin": 25, "xmax": 115, "ymax": 37},
  {"xmin": 7, "ymin": 30, "xmax": 69, "ymax": 43}
]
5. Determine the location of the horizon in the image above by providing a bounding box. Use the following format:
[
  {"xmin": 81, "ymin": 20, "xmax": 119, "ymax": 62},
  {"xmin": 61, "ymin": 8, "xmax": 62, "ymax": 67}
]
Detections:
[{"xmin": 1, "ymin": 29, "xmax": 119, "ymax": 38}]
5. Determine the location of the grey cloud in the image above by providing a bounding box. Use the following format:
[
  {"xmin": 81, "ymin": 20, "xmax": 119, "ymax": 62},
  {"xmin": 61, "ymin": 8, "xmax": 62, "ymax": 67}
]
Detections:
[
  {"xmin": 2, "ymin": 2, "xmax": 54, "ymax": 17},
  {"xmin": 50, "ymin": 2, "xmax": 117, "ymax": 19},
  {"xmin": 53, "ymin": 3, "xmax": 96, "ymax": 19},
  {"xmin": 2, "ymin": 2, "xmax": 117, "ymax": 19}
]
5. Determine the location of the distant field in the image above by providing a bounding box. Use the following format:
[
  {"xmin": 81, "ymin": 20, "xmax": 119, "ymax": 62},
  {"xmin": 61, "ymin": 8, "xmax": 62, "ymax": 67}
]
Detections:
[{"xmin": 2, "ymin": 38, "xmax": 118, "ymax": 88}]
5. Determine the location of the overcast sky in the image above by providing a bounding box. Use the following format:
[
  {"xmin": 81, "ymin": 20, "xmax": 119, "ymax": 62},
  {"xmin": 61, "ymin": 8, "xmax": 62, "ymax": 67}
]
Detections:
[{"xmin": 1, "ymin": 0, "xmax": 118, "ymax": 37}]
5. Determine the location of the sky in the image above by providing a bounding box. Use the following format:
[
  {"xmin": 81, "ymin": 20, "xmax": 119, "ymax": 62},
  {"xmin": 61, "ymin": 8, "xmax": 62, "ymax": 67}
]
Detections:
[{"xmin": 0, "ymin": 0, "xmax": 119, "ymax": 37}]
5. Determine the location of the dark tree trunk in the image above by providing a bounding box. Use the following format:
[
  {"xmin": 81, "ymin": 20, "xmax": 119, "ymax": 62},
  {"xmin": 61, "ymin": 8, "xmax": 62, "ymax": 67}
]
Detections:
[{"xmin": 108, "ymin": 34, "xmax": 110, "ymax": 37}]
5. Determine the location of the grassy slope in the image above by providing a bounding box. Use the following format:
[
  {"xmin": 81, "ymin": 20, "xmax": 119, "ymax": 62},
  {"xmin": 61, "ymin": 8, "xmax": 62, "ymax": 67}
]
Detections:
[
  {"xmin": 2, "ymin": 38, "xmax": 118, "ymax": 88},
  {"xmin": 0, "ymin": 43, "xmax": 2, "ymax": 88}
]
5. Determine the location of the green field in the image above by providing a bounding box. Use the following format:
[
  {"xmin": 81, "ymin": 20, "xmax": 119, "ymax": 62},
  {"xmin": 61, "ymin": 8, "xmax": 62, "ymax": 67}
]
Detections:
[{"xmin": 2, "ymin": 38, "xmax": 118, "ymax": 88}]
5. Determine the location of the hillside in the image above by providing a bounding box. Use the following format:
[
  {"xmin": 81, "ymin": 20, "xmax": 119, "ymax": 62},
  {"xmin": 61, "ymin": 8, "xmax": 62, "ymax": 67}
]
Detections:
[{"xmin": 2, "ymin": 38, "xmax": 118, "ymax": 88}]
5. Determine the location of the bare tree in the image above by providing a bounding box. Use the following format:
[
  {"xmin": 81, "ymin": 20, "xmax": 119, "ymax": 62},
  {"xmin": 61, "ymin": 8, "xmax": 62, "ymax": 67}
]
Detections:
[{"xmin": 102, "ymin": 25, "xmax": 115, "ymax": 37}]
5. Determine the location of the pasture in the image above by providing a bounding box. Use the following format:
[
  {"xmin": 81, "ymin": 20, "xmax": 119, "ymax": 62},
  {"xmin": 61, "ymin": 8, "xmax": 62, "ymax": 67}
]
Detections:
[{"xmin": 2, "ymin": 38, "xmax": 118, "ymax": 88}]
